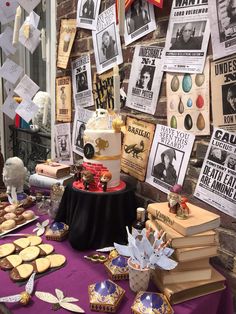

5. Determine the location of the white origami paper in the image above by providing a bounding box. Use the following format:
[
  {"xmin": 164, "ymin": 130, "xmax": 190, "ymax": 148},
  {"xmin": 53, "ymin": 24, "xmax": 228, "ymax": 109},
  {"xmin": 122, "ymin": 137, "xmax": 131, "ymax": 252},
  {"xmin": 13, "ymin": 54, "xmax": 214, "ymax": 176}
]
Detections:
[
  {"xmin": 19, "ymin": 12, "xmax": 41, "ymax": 53},
  {"xmin": 32, "ymin": 219, "xmax": 49, "ymax": 236},
  {"xmin": 0, "ymin": 58, "xmax": 23, "ymax": 84},
  {"xmin": 0, "ymin": 0, "xmax": 18, "ymax": 25}
]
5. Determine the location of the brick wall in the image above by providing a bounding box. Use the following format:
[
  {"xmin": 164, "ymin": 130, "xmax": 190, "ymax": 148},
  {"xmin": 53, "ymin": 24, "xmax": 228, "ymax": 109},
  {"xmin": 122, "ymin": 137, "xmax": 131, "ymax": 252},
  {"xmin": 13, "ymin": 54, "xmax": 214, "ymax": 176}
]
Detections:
[{"xmin": 56, "ymin": 0, "xmax": 236, "ymax": 308}]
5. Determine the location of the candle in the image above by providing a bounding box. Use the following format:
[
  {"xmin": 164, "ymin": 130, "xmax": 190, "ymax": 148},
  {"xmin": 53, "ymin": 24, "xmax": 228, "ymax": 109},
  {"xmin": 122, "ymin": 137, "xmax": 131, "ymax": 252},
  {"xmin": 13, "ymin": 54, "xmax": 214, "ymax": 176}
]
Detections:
[
  {"xmin": 41, "ymin": 28, "xmax": 46, "ymax": 61},
  {"xmin": 118, "ymin": 0, "xmax": 125, "ymax": 36},
  {"xmin": 113, "ymin": 65, "xmax": 120, "ymax": 112},
  {"xmin": 12, "ymin": 6, "xmax": 22, "ymax": 46},
  {"xmin": 42, "ymin": 95, "xmax": 49, "ymax": 125}
]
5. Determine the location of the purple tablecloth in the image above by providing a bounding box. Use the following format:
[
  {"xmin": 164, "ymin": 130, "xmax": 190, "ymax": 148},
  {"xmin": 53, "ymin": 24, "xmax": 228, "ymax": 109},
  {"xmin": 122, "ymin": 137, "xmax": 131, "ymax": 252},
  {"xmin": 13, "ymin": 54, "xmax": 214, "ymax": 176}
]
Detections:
[{"xmin": 0, "ymin": 214, "xmax": 234, "ymax": 314}]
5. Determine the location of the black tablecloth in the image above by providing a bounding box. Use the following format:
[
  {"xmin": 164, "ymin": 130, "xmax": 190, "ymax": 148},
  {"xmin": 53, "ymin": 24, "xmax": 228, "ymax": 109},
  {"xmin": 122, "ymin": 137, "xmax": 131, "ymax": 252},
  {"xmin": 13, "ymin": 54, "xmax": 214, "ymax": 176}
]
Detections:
[{"xmin": 55, "ymin": 182, "xmax": 137, "ymax": 250}]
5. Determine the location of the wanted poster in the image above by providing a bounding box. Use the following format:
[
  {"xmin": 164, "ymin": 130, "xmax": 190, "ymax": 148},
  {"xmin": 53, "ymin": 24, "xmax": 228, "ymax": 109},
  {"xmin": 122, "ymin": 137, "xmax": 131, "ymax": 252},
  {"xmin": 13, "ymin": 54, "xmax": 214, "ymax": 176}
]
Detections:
[
  {"xmin": 167, "ymin": 57, "xmax": 210, "ymax": 135},
  {"xmin": 126, "ymin": 45, "xmax": 163, "ymax": 115},
  {"xmin": 162, "ymin": 0, "xmax": 210, "ymax": 74},
  {"xmin": 55, "ymin": 123, "xmax": 73, "ymax": 165},
  {"xmin": 211, "ymin": 55, "xmax": 236, "ymax": 132},
  {"xmin": 72, "ymin": 107, "xmax": 93, "ymax": 156},
  {"xmin": 92, "ymin": 4, "xmax": 123, "ymax": 74},
  {"xmin": 209, "ymin": 1, "xmax": 236, "ymax": 60},
  {"xmin": 72, "ymin": 55, "xmax": 94, "ymax": 109},
  {"xmin": 56, "ymin": 76, "xmax": 72, "ymax": 122},
  {"xmin": 57, "ymin": 19, "xmax": 77, "ymax": 69},
  {"xmin": 146, "ymin": 125, "xmax": 195, "ymax": 194},
  {"xmin": 124, "ymin": 0, "xmax": 156, "ymax": 46},
  {"xmin": 77, "ymin": 0, "xmax": 101, "ymax": 30},
  {"xmin": 194, "ymin": 128, "xmax": 236, "ymax": 218},
  {"xmin": 121, "ymin": 117, "xmax": 155, "ymax": 181}
]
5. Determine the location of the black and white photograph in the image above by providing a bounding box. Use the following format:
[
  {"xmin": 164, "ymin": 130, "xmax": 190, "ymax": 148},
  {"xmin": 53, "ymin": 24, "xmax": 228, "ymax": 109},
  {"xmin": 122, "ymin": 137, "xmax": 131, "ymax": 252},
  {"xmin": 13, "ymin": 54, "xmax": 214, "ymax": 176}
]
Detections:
[
  {"xmin": 71, "ymin": 55, "xmax": 94, "ymax": 108},
  {"xmin": 169, "ymin": 21, "xmax": 205, "ymax": 51},
  {"xmin": 92, "ymin": 4, "xmax": 123, "ymax": 74},
  {"xmin": 209, "ymin": 1, "xmax": 236, "ymax": 59},
  {"xmin": 97, "ymin": 25, "xmax": 118, "ymax": 64},
  {"xmin": 222, "ymin": 83, "xmax": 236, "ymax": 115},
  {"xmin": 146, "ymin": 125, "xmax": 195, "ymax": 194},
  {"xmin": 151, "ymin": 144, "xmax": 184, "ymax": 187},
  {"xmin": 55, "ymin": 123, "xmax": 73, "ymax": 164},
  {"xmin": 124, "ymin": 0, "xmax": 156, "ymax": 46},
  {"xmin": 162, "ymin": 0, "xmax": 210, "ymax": 73},
  {"xmin": 194, "ymin": 128, "xmax": 236, "ymax": 217},
  {"xmin": 72, "ymin": 107, "xmax": 93, "ymax": 156},
  {"xmin": 77, "ymin": 0, "xmax": 101, "ymax": 30},
  {"xmin": 126, "ymin": 45, "xmax": 163, "ymax": 115}
]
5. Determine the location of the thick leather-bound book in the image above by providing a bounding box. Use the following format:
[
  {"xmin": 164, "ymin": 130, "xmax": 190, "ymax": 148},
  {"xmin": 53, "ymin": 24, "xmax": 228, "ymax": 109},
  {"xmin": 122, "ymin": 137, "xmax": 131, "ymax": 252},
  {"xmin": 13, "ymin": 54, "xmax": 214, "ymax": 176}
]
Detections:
[
  {"xmin": 146, "ymin": 219, "xmax": 218, "ymax": 248},
  {"xmin": 173, "ymin": 245, "xmax": 218, "ymax": 262},
  {"xmin": 35, "ymin": 162, "xmax": 71, "ymax": 179},
  {"xmin": 147, "ymin": 202, "xmax": 220, "ymax": 236},
  {"xmin": 151, "ymin": 266, "xmax": 226, "ymax": 305}
]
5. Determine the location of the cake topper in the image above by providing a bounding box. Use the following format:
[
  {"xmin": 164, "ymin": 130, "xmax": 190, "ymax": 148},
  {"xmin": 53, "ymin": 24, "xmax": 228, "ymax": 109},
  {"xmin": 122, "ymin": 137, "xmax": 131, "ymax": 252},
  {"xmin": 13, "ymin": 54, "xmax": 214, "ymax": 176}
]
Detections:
[
  {"xmin": 176, "ymin": 196, "xmax": 190, "ymax": 220},
  {"xmin": 99, "ymin": 171, "xmax": 112, "ymax": 192},
  {"xmin": 0, "ymin": 272, "xmax": 36, "ymax": 305},
  {"xmin": 167, "ymin": 184, "xmax": 182, "ymax": 214},
  {"xmin": 81, "ymin": 170, "xmax": 95, "ymax": 190}
]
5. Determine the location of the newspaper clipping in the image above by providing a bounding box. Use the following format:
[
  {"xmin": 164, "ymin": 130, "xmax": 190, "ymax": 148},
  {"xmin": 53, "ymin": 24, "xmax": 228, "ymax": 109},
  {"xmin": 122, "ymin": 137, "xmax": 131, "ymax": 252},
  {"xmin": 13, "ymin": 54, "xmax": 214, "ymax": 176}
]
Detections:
[
  {"xmin": 194, "ymin": 128, "xmax": 236, "ymax": 218},
  {"xmin": 146, "ymin": 124, "xmax": 195, "ymax": 194},
  {"xmin": 77, "ymin": 0, "xmax": 101, "ymax": 30},
  {"xmin": 72, "ymin": 107, "xmax": 93, "ymax": 156},
  {"xmin": 92, "ymin": 4, "xmax": 123, "ymax": 74},
  {"xmin": 162, "ymin": 1, "xmax": 210, "ymax": 73},
  {"xmin": 56, "ymin": 76, "xmax": 72, "ymax": 122},
  {"xmin": 167, "ymin": 57, "xmax": 210, "ymax": 135},
  {"xmin": 126, "ymin": 45, "xmax": 163, "ymax": 115},
  {"xmin": 57, "ymin": 19, "xmax": 77, "ymax": 69},
  {"xmin": 209, "ymin": 1, "xmax": 236, "ymax": 60},
  {"xmin": 121, "ymin": 117, "xmax": 155, "ymax": 181},
  {"xmin": 72, "ymin": 55, "xmax": 94, "ymax": 109},
  {"xmin": 211, "ymin": 55, "xmax": 236, "ymax": 132},
  {"xmin": 55, "ymin": 123, "xmax": 73, "ymax": 165},
  {"xmin": 124, "ymin": 0, "xmax": 156, "ymax": 46}
]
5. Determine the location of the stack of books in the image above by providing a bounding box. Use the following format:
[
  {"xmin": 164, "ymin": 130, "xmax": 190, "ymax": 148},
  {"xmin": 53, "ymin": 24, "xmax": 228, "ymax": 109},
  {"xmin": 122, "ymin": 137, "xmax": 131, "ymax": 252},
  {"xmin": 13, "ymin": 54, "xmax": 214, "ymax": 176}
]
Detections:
[
  {"xmin": 146, "ymin": 202, "xmax": 226, "ymax": 305},
  {"xmin": 29, "ymin": 162, "xmax": 73, "ymax": 195}
]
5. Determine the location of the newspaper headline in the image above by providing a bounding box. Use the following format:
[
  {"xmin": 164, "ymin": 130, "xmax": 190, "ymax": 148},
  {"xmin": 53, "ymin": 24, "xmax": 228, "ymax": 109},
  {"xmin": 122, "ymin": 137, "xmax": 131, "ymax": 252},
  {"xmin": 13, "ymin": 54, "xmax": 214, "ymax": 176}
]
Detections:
[
  {"xmin": 194, "ymin": 128, "xmax": 236, "ymax": 218},
  {"xmin": 146, "ymin": 124, "xmax": 195, "ymax": 194},
  {"xmin": 126, "ymin": 45, "xmax": 163, "ymax": 115}
]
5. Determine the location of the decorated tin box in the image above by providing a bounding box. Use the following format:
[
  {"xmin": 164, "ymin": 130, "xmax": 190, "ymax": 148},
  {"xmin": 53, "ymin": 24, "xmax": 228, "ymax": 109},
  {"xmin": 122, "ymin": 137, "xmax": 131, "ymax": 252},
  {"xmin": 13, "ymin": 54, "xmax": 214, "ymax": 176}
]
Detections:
[
  {"xmin": 88, "ymin": 279, "xmax": 125, "ymax": 313},
  {"xmin": 104, "ymin": 255, "xmax": 129, "ymax": 281},
  {"xmin": 131, "ymin": 291, "xmax": 173, "ymax": 314}
]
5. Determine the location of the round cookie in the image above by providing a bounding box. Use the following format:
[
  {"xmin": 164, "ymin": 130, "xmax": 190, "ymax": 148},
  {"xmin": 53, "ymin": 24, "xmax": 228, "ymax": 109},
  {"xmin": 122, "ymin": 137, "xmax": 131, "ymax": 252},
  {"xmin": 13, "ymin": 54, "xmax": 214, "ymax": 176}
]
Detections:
[
  {"xmin": 0, "ymin": 243, "xmax": 15, "ymax": 258},
  {"xmin": 31, "ymin": 257, "xmax": 50, "ymax": 273},
  {"xmin": 4, "ymin": 212, "xmax": 16, "ymax": 220},
  {"xmin": 1, "ymin": 219, "xmax": 16, "ymax": 231},
  {"xmin": 13, "ymin": 238, "xmax": 30, "ymax": 252},
  {"xmin": 10, "ymin": 264, "xmax": 34, "ymax": 281},
  {"xmin": 0, "ymin": 254, "xmax": 22, "ymax": 270},
  {"xmin": 38, "ymin": 244, "xmax": 54, "ymax": 256},
  {"xmin": 22, "ymin": 210, "xmax": 35, "ymax": 220},
  {"xmin": 19, "ymin": 246, "xmax": 40, "ymax": 262},
  {"xmin": 0, "ymin": 209, "xmax": 6, "ymax": 216},
  {"xmin": 0, "ymin": 216, "xmax": 6, "ymax": 224},
  {"xmin": 14, "ymin": 215, "xmax": 26, "ymax": 225},
  {"xmin": 15, "ymin": 207, "xmax": 25, "ymax": 215},
  {"xmin": 46, "ymin": 254, "xmax": 66, "ymax": 268},
  {"xmin": 4, "ymin": 204, "xmax": 17, "ymax": 213},
  {"xmin": 27, "ymin": 235, "xmax": 42, "ymax": 246},
  {"xmin": 0, "ymin": 202, "xmax": 9, "ymax": 210}
]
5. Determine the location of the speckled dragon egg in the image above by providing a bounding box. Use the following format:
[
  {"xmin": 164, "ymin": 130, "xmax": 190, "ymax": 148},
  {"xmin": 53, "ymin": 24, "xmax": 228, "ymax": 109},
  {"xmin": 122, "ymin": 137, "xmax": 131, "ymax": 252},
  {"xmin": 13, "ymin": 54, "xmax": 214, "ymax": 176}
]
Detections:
[
  {"xmin": 171, "ymin": 75, "xmax": 180, "ymax": 92},
  {"xmin": 182, "ymin": 74, "xmax": 192, "ymax": 93}
]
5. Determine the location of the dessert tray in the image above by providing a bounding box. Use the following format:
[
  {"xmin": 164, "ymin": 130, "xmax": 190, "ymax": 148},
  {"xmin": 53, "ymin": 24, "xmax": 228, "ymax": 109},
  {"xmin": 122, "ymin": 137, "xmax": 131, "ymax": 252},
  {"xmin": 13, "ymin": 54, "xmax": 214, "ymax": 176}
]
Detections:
[{"xmin": 0, "ymin": 216, "xmax": 39, "ymax": 238}]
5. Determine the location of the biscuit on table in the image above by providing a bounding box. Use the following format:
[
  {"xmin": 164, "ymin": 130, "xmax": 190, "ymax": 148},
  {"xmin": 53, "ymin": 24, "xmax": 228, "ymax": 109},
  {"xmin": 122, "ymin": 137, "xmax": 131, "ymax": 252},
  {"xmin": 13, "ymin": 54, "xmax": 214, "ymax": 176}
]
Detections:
[
  {"xmin": 0, "ymin": 254, "xmax": 23, "ymax": 270},
  {"xmin": 0, "ymin": 243, "xmax": 15, "ymax": 258},
  {"xmin": 46, "ymin": 254, "xmax": 66, "ymax": 268},
  {"xmin": 38, "ymin": 244, "xmax": 54, "ymax": 256},
  {"xmin": 31, "ymin": 257, "xmax": 51, "ymax": 273},
  {"xmin": 13, "ymin": 237, "xmax": 30, "ymax": 252},
  {"xmin": 19, "ymin": 246, "xmax": 40, "ymax": 262},
  {"xmin": 27, "ymin": 235, "xmax": 42, "ymax": 246},
  {"xmin": 10, "ymin": 263, "xmax": 34, "ymax": 281}
]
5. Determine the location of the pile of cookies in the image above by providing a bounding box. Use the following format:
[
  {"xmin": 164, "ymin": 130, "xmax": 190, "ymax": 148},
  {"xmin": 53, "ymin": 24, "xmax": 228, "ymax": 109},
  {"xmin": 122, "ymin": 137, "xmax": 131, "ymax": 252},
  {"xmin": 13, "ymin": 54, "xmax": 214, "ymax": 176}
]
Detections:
[
  {"xmin": 0, "ymin": 202, "xmax": 36, "ymax": 233},
  {"xmin": 0, "ymin": 235, "xmax": 66, "ymax": 282}
]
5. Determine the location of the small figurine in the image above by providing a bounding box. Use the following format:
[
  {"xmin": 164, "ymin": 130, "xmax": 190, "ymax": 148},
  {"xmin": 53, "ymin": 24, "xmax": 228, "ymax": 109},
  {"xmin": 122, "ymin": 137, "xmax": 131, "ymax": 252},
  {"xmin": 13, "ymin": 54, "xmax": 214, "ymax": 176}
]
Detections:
[
  {"xmin": 176, "ymin": 197, "xmax": 190, "ymax": 220},
  {"xmin": 81, "ymin": 170, "xmax": 94, "ymax": 190},
  {"xmin": 99, "ymin": 171, "xmax": 112, "ymax": 192},
  {"xmin": 167, "ymin": 184, "xmax": 182, "ymax": 214},
  {"xmin": 74, "ymin": 164, "xmax": 84, "ymax": 181}
]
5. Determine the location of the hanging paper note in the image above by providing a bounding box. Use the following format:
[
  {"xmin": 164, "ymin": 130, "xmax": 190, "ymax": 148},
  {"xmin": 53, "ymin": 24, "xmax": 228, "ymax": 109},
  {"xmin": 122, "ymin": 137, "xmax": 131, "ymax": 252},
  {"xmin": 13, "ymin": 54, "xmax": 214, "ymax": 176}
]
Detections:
[
  {"xmin": 15, "ymin": 99, "xmax": 39, "ymax": 123},
  {"xmin": 19, "ymin": 12, "xmax": 41, "ymax": 53},
  {"xmin": 0, "ymin": 58, "xmax": 23, "ymax": 84},
  {"xmin": 2, "ymin": 95, "xmax": 19, "ymax": 120},
  {"xmin": 0, "ymin": 27, "xmax": 17, "ymax": 56},
  {"xmin": 4, "ymin": 81, "xmax": 15, "ymax": 96},
  {"xmin": 14, "ymin": 75, "xmax": 40, "ymax": 101},
  {"xmin": 0, "ymin": 0, "xmax": 18, "ymax": 25},
  {"xmin": 17, "ymin": 0, "xmax": 41, "ymax": 13}
]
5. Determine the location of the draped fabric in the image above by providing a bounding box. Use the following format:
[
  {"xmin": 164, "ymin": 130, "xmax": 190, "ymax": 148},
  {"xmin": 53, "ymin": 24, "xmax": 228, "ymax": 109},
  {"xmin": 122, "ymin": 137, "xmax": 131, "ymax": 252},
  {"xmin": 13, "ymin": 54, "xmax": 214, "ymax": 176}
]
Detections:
[{"xmin": 55, "ymin": 183, "xmax": 137, "ymax": 250}]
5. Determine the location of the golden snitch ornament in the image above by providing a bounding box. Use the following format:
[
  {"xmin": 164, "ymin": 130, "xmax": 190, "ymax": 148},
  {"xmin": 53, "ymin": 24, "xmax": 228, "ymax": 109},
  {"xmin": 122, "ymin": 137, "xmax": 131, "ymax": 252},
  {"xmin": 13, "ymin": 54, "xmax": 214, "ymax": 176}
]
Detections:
[{"xmin": 0, "ymin": 272, "xmax": 36, "ymax": 305}]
